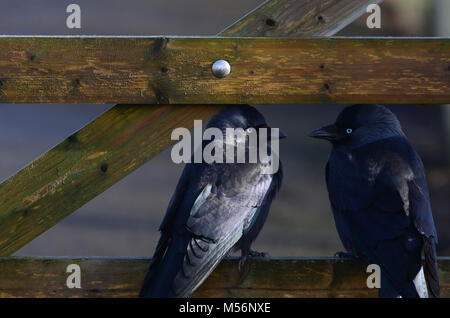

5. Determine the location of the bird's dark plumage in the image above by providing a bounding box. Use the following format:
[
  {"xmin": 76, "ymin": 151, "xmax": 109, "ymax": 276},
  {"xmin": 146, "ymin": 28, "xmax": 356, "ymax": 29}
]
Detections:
[
  {"xmin": 310, "ymin": 104, "xmax": 439, "ymax": 298},
  {"xmin": 140, "ymin": 105, "xmax": 283, "ymax": 297}
]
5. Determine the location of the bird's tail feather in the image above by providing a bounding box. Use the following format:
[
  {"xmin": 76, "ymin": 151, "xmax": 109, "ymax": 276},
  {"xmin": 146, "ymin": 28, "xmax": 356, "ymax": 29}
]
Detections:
[
  {"xmin": 171, "ymin": 226, "xmax": 243, "ymax": 297},
  {"xmin": 413, "ymin": 267, "xmax": 428, "ymax": 298},
  {"xmin": 140, "ymin": 227, "xmax": 242, "ymax": 298},
  {"xmin": 139, "ymin": 233, "xmax": 189, "ymax": 298},
  {"xmin": 423, "ymin": 237, "xmax": 440, "ymax": 298},
  {"xmin": 352, "ymin": 231, "xmax": 419, "ymax": 298}
]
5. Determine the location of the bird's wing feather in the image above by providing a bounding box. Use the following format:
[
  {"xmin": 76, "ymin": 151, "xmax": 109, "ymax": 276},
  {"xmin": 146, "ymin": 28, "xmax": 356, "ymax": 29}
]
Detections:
[
  {"xmin": 159, "ymin": 166, "xmax": 197, "ymax": 232},
  {"xmin": 187, "ymin": 175, "xmax": 273, "ymax": 241},
  {"xmin": 171, "ymin": 172, "xmax": 273, "ymax": 297},
  {"xmin": 140, "ymin": 164, "xmax": 203, "ymax": 297},
  {"xmin": 408, "ymin": 177, "xmax": 440, "ymax": 297},
  {"xmin": 235, "ymin": 164, "xmax": 282, "ymax": 253},
  {"xmin": 374, "ymin": 140, "xmax": 439, "ymax": 297},
  {"xmin": 326, "ymin": 161, "xmax": 359, "ymax": 254},
  {"xmin": 328, "ymin": 137, "xmax": 439, "ymax": 297}
]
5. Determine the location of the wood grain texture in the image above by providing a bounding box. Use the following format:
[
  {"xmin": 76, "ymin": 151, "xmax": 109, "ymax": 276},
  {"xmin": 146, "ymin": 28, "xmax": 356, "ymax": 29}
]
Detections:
[
  {"xmin": 221, "ymin": 0, "xmax": 384, "ymax": 37},
  {"xmin": 0, "ymin": 0, "xmax": 383, "ymax": 257},
  {"xmin": 0, "ymin": 105, "xmax": 223, "ymax": 256},
  {"xmin": 0, "ymin": 37, "xmax": 448, "ymax": 104},
  {"xmin": 0, "ymin": 257, "xmax": 449, "ymax": 298}
]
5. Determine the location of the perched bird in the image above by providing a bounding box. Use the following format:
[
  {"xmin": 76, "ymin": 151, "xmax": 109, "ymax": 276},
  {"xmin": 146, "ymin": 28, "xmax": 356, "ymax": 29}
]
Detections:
[
  {"xmin": 140, "ymin": 105, "xmax": 284, "ymax": 297},
  {"xmin": 309, "ymin": 104, "xmax": 439, "ymax": 298}
]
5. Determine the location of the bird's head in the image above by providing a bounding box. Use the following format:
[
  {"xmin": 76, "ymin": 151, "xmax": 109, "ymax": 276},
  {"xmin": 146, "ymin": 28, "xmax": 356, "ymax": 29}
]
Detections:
[
  {"xmin": 308, "ymin": 104, "xmax": 404, "ymax": 148},
  {"xmin": 206, "ymin": 105, "xmax": 287, "ymax": 144}
]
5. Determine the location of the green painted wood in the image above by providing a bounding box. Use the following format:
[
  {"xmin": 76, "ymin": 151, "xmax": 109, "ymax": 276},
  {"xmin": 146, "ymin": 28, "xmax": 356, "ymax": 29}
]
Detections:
[
  {"xmin": 0, "ymin": 36, "xmax": 448, "ymax": 104},
  {"xmin": 0, "ymin": 257, "xmax": 448, "ymax": 297},
  {"xmin": 0, "ymin": 0, "xmax": 381, "ymax": 256}
]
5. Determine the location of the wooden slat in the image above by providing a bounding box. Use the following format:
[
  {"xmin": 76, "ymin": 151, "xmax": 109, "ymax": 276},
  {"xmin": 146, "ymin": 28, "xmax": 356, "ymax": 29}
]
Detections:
[
  {"xmin": 0, "ymin": 0, "xmax": 378, "ymax": 256},
  {"xmin": 0, "ymin": 105, "xmax": 223, "ymax": 256},
  {"xmin": 220, "ymin": 0, "xmax": 383, "ymax": 37},
  {"xmin": 0, "ymin": 257, "xmax": 449, "ymax": 298},
  {"xmin": 0, "ymin": 37, "xmax": 448, "ymax": 104}
]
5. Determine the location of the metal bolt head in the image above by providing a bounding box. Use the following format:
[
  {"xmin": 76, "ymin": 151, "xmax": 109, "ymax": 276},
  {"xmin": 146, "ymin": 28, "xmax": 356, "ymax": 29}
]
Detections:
[{"xmin": 212, "ymin": 59, "xmax": 231, "ymax": 78}]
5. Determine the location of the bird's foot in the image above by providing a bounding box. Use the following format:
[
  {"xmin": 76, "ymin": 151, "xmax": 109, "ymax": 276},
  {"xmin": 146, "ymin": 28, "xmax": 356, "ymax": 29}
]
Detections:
[
  {"xmin": 334, "ymin": 251, "xmax": 357, "ymax": 259},
  {"xmin": 248, "ymin": 249, "xmax": 269, "ymax": 258},
  {"xmin": 238, "ymin": 250, "xmax": 269, "ymax": 273},
  {"xmin": 238, "ymin": 255, "xmax": 248, "ymax": 273}
]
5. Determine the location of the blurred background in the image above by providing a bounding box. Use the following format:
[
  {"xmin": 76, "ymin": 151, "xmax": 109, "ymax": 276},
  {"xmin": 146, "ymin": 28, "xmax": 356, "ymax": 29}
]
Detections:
[{"xmin": 0, "ymin": 0, "xmax": 449, "ymax": 257}]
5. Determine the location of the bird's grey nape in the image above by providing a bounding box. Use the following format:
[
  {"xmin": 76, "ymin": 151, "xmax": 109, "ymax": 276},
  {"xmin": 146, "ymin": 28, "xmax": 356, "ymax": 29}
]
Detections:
[
  {"xmin": 206, "ymin": 105, "xmax": 267, "ymax": 131},
  {"xmin": 342, "ymin": 104, "xmax": 406, "ymax": 148}
]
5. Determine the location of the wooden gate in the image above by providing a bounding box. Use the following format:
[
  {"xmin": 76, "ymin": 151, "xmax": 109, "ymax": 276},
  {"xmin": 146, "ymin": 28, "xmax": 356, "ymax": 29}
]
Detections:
[{"xmin": 0, "ymin": 0, "xmax": 449, "ymax": 297}]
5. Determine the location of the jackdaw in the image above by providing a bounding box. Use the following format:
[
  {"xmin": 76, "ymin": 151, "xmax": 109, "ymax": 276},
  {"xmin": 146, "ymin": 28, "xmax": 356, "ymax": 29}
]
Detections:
[
  {"xmin": 309, "ymin": 104, "xmax": 439, "ymax": 298},
  {"xmin": 140, "ymin": 105, "xmax": 285, "ymax": 297}
]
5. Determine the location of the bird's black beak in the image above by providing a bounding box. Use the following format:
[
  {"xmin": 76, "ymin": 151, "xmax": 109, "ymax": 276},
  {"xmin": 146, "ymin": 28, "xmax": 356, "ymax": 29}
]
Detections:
[
  {"xmin": 308, "ymin": 124, "xmax": 341, "ymax": 142},
  {"xmin": 279, "ymin": 130, "xmax": 287, "ymax": 139}
]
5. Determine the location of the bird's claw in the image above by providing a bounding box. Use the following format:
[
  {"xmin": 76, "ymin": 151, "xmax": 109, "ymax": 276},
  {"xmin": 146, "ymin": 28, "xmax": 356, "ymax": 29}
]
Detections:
[
  {"xmin": 249, "ymin": 249, "xmax": 269, "ymax": 258},
  {"xmin": 238, "ymin": 250, "xmax": 269, "ymax": 273},
  {"xmin": 334, "ymin": 251, "xmax": 356, "ymax": 259},
  {"xmin": 238, "ymin": 256, "xmax": 247, "ymax": 273}
]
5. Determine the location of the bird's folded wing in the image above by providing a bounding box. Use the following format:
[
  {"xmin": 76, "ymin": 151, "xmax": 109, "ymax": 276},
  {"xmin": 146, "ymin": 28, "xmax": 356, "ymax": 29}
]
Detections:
[
  {"xmin": 159, "ymin": 166, "xmax": 195, "ymax": 232},
  {"xmin": 187, "ymin": 175, "xmax": 272, "ymax": 241},
  {"xmin": 408, "ymin": 178, "xmax": 440, "ymax": 298},
  {"xmin": 172, "ymin": 176, "xmax": 272, "ymax": 297},
  {"xmin": 347, "ymin": 158, "xmax": 438, "ymax": 297}
]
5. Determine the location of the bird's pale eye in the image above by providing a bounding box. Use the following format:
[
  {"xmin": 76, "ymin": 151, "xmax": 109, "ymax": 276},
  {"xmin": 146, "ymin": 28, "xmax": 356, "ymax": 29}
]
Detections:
[
  {"xmin": 346, "ymin": 128, "xmax": 353, "ymax": 135},
  {"xmin": 246, "ymin": 127, "xmax": 255, "ymax": 134}
]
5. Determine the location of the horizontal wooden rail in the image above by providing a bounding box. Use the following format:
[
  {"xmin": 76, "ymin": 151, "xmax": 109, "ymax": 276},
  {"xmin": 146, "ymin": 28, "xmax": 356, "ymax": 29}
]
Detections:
[
  {"xmin": 0, "ymin": 37, "xmax": 448, "ymax": 104},
  {"xmin": 0, "ymin": 257, "xmax": 449, "ymax": 297}
]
